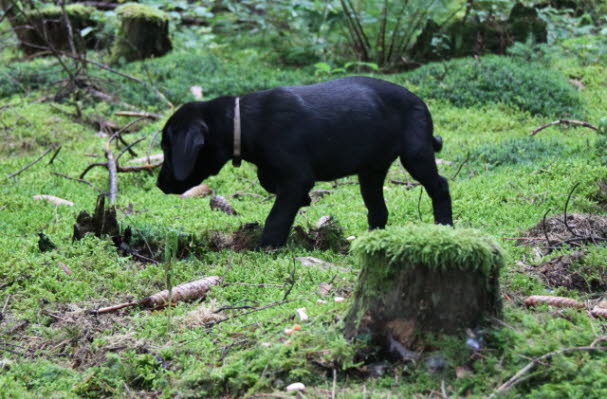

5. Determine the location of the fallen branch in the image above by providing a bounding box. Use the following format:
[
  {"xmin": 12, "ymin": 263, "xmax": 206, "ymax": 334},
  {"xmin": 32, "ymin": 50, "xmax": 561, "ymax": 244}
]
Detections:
[
  {"xmin": 530, "ymin": 119, "xmax": 599, "ymax": 136},
  {"xmin": 488, "ymin": 341, "xmax": 606, "ymax": 398},
  {"xmin": 7, "ymin": 144, "xmax": 58, "ymax": 179},
  {"xmin": 115, "ymin": 110, "xmax": 162, "ymax": 120},
  {"xmin": 32, "ymin": 194, "xmax": 74, "ymax": 207},
  {"xmin": 91, "ymin": 276, "xmax": 222, "ymax": 314},
  {"xmin": 524, "ymin": 295, "xmax": 584, "ymax": 309}
]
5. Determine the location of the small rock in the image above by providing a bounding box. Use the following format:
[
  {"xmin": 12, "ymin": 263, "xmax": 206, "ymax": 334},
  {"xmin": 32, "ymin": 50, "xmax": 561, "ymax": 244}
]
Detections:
[
  {"xmin": 295, "ymin": 307, "xmax": 308, "ymax": 322},
  {"xmin": 286, "ymin": 382, "xmax": 305, "ymax": 392},
  {"xmin": 425, "ymin": 353, "xmax": 447, "ymax": 374},
  {"xmin": 334, "ymin": 296, "xmax": 345, "ymax": 303},
  {"xmin": 190, "ymin": 85, "xmax": 204, "ymax": 99},
  {"xmin": 367, "ymin": 362, "xmax": 389, "ymax": 378},
  {"xmin": 466, "ymin": 337, "xmax": 482, "ymax": 351},
  {"xmin": 261, "ymin": 342, "xmax": 271, "ymax": 348},
  {"xmin": 346, "ymin": 236, "xmax": 356, "ymax": 241},
  {"xmin": 316, "ymin": 299, "xmax": 327, "ymax": 304}
]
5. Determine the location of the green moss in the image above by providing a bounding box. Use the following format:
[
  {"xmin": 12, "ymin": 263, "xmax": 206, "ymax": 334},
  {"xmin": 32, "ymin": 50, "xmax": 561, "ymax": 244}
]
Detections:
[
  {"xmin": 23, "ymin": 4, "xmax": 95, "ymax": 19},
  {"xmin": 115, "ymin": 3, "xmax": 169, "ymax": 22},
  {"xmin": 351, "ymin": 224, "xmax": 505, "ymax": 278}
]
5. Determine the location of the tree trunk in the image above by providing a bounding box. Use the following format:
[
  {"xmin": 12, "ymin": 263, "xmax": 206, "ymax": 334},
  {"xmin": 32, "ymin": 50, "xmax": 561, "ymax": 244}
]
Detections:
[{"xmin": 344, "ymin": 225, "xmax": 503, "ymax": 354}]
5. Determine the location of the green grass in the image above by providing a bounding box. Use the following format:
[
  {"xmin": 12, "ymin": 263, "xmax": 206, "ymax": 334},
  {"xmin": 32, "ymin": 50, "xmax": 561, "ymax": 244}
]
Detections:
[{"xmin": 1, "ymin": 46, "xmax": 607, "ymax": 398}]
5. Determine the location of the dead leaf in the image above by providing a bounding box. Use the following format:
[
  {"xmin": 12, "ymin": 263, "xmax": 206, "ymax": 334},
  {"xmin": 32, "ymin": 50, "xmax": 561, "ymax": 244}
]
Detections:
[
  {"xmin": 455, "ymin": 366, "xmax": 473, "ymax": 379},
  {"xmin": 209, "ymin": 195, "xmax": 237, "ymax": 215},
  {"xmin": 58, "ymin": 262, "xmax": 72, "ymax": 275},
  {"xmin": 318, "ymin": 282, "xmax": 332, "ymax": 296}
]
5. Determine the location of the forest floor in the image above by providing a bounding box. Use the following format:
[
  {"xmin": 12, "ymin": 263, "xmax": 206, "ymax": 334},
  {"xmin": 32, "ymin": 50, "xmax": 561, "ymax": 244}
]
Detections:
[{"xmin": 1, "ymin": 23, "xmax": 607, "ymax": 398}]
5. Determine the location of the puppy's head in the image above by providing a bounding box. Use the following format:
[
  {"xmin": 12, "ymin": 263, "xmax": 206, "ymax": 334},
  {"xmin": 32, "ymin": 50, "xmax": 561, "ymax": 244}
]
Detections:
[{"xmin": 157, "ymin": 103, "xmax": 219, "ymax": 194}]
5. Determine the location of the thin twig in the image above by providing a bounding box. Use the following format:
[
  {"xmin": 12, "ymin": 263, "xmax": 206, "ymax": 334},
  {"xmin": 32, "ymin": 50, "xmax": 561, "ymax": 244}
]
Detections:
[
  {"xmin": 542, "ymin": 208, "xmax": 552, "ymax": 249},
  {"xmin": 451, "ymin": 152, "xmax": 470, "ymax": 180},
  {"xmin": 563, "ymin": 182, "xmax": 581, "ymax": 238},
  {"xmin": 7, "ymin": 144, "xmax": 57, "ymax": 179},
  {"xmin": 530, "ymin": 119, "xmax": 599, "ymax": 136},
  {"xmin": 47, "ymin": 145, "xmax": 62, "ymax": 164},
  {"xmin": 488, "ymin": 342, "xmax": 606, "ymax": 398},
  {"xmin": 51, "ymin": 172, "xmax": 95, "ymax": 187}
]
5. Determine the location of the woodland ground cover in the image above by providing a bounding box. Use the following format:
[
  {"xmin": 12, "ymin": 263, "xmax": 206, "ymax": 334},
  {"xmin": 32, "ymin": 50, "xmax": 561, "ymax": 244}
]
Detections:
[{"xmin": 1, "ymin": 1, "xmax": 607, "ymax": 398}]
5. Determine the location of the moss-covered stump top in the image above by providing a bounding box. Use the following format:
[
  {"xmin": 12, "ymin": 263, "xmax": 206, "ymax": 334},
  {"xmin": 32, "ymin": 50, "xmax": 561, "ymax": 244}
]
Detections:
[
  {"xmin": 116, "ymin": 3, "xmax": 169, "ymax": 22},
  {"xmin": 351, "ymin": 224, "xmax": 504, "ymax": 278},
  {"xmin": 21, "ymin": 4, "xmax": 95, "ymax": 19}
]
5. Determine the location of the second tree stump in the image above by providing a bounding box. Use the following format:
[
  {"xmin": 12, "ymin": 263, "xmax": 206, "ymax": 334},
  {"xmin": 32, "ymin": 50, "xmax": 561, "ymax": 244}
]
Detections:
[
  {"xmin": 112, "ymin": 3, "xmax": 172, "ymax": 62},
  {"xmin": 344, "ymin": 225, "xmax": 504, "ymax": 353}
]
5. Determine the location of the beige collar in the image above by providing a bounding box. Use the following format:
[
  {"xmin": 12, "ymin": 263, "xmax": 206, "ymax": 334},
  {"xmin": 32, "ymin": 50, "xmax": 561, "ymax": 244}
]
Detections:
[{"xmin": 233, "ymin": 97, "xmax": 241, "ymax": 167}]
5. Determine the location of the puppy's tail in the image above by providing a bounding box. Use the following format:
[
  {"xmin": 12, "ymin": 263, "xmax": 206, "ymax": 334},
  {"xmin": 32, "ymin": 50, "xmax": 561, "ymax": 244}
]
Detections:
[{"xmin": 432, "ymin": 136, "xmax": 443, "ymax": 153}]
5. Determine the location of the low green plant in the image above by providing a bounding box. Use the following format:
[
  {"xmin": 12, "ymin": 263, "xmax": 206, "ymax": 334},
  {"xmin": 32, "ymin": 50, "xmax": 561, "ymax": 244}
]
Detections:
[
  {"xmin": 405, "ymin": 55, "xmax": 585, "ymax": 117},
  {"xmin": 461, "ymin": 137, "xmax": 564, "ymax": 171}
]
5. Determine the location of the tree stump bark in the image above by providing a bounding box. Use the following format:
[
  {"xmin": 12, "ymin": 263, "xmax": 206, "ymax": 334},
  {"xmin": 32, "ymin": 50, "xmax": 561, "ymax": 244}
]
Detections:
[
  {"xmin": 344, "ymin": 225, "xmax": 504, "ymax": 355},
  {"xmin": 112, "ymin": 3, "xmax": 172, "ymax": 62}
]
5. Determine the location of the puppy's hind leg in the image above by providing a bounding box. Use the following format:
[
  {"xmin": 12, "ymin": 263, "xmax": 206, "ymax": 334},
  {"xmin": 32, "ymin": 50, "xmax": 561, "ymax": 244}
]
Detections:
[{"xmin": 400, "ymin": 152, "xmax": 453, "ymax": 226}]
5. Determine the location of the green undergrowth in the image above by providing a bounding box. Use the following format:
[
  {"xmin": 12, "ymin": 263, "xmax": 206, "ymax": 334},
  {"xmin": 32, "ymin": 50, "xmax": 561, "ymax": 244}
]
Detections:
[
  {"xmin": 405, "ymin": 55, "xmax": 585, "ymax": 118},
  {"xmin": 1, "ymin": 47, "xmax": 607, "ymax": 398}
]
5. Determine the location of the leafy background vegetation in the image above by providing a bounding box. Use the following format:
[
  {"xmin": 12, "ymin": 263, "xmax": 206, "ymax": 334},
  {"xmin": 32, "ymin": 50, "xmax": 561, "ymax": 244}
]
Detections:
[{"xmin": 1, "ymin": 0, "xmax": 607, "ymax": 398}]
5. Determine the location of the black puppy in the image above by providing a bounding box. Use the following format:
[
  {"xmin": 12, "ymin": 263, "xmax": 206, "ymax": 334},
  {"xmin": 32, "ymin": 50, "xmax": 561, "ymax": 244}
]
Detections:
[{"xmin": 157, "ymin": 76, "xmax": 452, "ymax": 248}]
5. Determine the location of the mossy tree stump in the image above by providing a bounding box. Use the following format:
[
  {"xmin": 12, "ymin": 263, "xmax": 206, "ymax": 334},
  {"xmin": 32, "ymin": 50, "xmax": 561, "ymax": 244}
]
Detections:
[
  {"xmin": 9, "ymin": 4, "xmax": 96, "ymax": 56},
  {"xmin": 112, "ymin": 3, "xmax": 172, "ymax": 62},
  {"xmin": 344, "ymin": 225, "xmax": 504, "ymax": 353}
]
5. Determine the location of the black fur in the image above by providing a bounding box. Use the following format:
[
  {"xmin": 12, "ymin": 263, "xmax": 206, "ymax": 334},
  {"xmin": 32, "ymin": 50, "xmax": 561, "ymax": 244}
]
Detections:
[{"xmin": 157, "ymin": 76, "xmax": 453, "ymax": 248}]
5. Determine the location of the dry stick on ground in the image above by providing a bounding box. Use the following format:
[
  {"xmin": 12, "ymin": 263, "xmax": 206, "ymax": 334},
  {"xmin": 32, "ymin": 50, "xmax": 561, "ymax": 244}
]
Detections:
[
  {"xmin": 488, "ymin": 341, "xmax": 607, "ymax": 398},
  {"xmin": 530, "ymin": 119, "xmax": 599, "ymax": 136},
  {"xmin": 115, "ymin": 110, "xmax": 162, "ymax": 120},
  {"xmin": 146, "ymin": 129, "xmax": 162, "ymax": 164},
  {"xmin": 7, "ymin": 144, "xmax": 59, "ymax": 179},
  {"xmin": 91, "ymin": 276, "xmax": 222, "ymax": 314}
]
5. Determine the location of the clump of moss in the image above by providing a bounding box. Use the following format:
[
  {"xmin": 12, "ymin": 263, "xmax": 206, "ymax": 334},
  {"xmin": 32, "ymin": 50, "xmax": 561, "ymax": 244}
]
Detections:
[
  {"xmin": 351, "ymin": 224, "xmax": 505, "ymax": 278},
  {"xmin": 115, "ymin": 3, "xmax": 169, "ymax": 22}
]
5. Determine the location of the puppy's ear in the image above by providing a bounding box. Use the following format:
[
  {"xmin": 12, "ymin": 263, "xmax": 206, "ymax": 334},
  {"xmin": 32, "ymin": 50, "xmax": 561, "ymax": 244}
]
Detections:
[{"xmin": 172, "ymin": 122, "xmax": 206, "ymax": 181}]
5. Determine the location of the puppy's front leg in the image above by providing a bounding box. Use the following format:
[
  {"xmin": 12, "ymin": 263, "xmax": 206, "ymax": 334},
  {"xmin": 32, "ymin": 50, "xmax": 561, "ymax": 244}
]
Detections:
[{"xmin": 259, "ymin": 182, "xmax": 313, "ymax": 248}]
